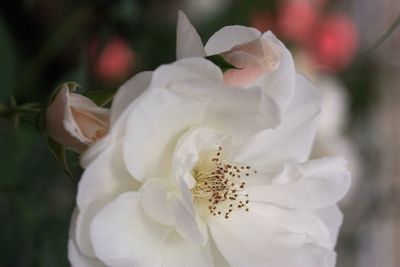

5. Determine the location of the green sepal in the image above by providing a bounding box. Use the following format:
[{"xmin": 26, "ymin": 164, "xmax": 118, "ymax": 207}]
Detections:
[
  {"xmin": 205, "ymin": 54, "xmax": 240, "ymax": 73},
  {"xmin": 46, "ymin": 136, "xmax": 77, "ymax": 182},
  {"xmin": 83, "ymin": 89, "xmax": 117, "ymax": 107}
]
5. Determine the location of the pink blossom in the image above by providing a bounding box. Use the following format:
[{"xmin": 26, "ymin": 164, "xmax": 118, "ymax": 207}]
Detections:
[
  {"xmin": 277, "ymin": 0, "xmax": 319, "ymax": 45},
  {"xmin": 93, "ymin": 37, "xmax": 135, "ymax": 83},
  {"xmin": 311, "ymin": 14, "xmax": 358, "ymax": 71}
]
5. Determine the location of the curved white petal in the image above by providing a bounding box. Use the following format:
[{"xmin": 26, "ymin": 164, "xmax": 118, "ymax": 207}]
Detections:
[
  {"xmin": 76, "ymin": 143, "xmax": 139, "ymax": 257},
  {"xmin": 314, "ymin": 205, "xmax": 344, "ymax": 247},
  {"xmin": 140, "ymin": 178, "xmax": 174, "ymax": 225},
  {"xmin": 234, "ymin": 74, "xmax": 321, "ymax": 171},
  {"xmin": 172, "ymin": 195, "xmax": 208, "ymax": 245},
  {"xmin": 91, "ymin": 192, "xmax": 172, "ymax": 267},
  {"xmin": 161, "ymin": 231, "xmax": 214, "ymax": 267},
  {"xmin": 171, "ymin": 127, "xmax": 231, "ymax": 186},
  {"xmin": 251, "ymin": 31, "xmax": 296, "ymax": 109},
  {"xmin": 248, "ymin": 157, "xmax": 351, "ymax": 210},
  {"xmin": 68, "ymin": 239, "xmax": 107, "ymax": 267},
  {"xmin": 123, "ymin": 87, "xmax": 211, "ymax": 181},
  {"xmin": 205, "ymin": 26, "xmax": 261, "ymax": 55},
  {"xmin": 110, "ymin": 71, "xmax": 153, "ymax": 125},
  {"xmin": 171, "ymin": 80, "xmax": 280, "ymax": 146},
  {"xmin": 176, "ymin": 11, "xmax": 206, "ymax": 59},
  {"xmin": 150, "ymin": 57, "xmax": 223, "ymax": 89},
  {"xmin": 208, "ymin": 203, "xmax": 335, "ymax": 267},
  {"xmin": 68, "ymin": 209, "xmax": 107, "ymax": 267}
]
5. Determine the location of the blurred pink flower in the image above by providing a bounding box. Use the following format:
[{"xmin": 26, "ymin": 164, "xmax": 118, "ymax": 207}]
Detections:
[
  {"xmin": 46, "ymin": 84, "xmax": 110, "ymax": 153},
  {"xmin": 277, "ymin": 0, "xmax": 319, "ymax": 45},
  {"xmin": 250, "ymin": 10, "xmax": 275, "ymax": 33},
  {"xmin": 93, "ymin": 37, "xmax": 135, "ymax": 83},
  {"xmin": 311, "ymin": 14, "xmax": 358, "ymax": 71}
]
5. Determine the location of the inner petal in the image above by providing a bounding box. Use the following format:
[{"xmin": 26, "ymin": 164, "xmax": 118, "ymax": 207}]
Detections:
[{"xmin": 192, "ymin": 146, "xmax": 257, "ymax": 219}]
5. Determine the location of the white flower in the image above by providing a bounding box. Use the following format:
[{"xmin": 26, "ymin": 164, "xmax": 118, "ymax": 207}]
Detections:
[{"xmin": 68, "ymin": 14, "xmax": 351, "ymax": 267}]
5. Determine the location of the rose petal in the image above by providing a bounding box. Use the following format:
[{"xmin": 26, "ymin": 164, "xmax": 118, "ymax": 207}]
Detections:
[
  {"xmin": 247, "ymin": 157, "xmax": 351, "ymax": 210},
  {"xmin": 208, "ymin": 203, "xmax": 336, "ymax": 267},
  {"xmin": 171, "ymin": 194, "xmax": 208, "ymax": 245},
  {"xmin": 176, "ymin": 11, "xmax": 206, "ymax": 59},
  {"xmin": 140, "ymin": 178, "xmax": 174, "ymax": 225},
  {"xmin": 234, "ymin": 74, "xmax": 321, "ymax": 171},
  {"xmin": 161, "ymin": 231, "xmax": 214, "ymax": 267},
  {"xmin": 150, "ymin": 57, "xmax": 223, "ymax": 88},
  {"xmin": 68, "ymin": 209, "xmax": 107, "ymax": 267},
  {"xmin": 110, "ymin": 71, "xmax": 153, "ymax": 125},
  {"xmin": 205, "ymin": 26, "xmax": 261, "ymax": 55},
  {"xmin": 171, "ymin": 80, "xmax": 280, "ymax": 146},
  {"xmin": 251, "ymin": 31, "xmax": 296, "ymax": 110},
  {"xmin": 76, "ymin": 143, "xmax": 139, "ymax": 256},
  {"xmin": 122, "ymin": 87, "xmax": 211, "ymax": 182},
  {"xmin": 314, "ymin": 205, "xmax": 344, "ymax": 248},
  {"xmin": 90, "ymin": 192, "xmax": 172, "ymax": 267}
]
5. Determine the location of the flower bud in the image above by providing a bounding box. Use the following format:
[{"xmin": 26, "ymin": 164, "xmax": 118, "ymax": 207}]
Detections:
[{"xmin": 46, "ymin": 85, "xmax": 110, "ymax": 153}]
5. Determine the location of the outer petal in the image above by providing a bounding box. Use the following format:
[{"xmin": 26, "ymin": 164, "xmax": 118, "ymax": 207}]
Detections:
[
  {"xmin": 176, "ymin": 11, "xmax": 206, "ymax": 59},
  {"xmin": 161, "ymin": 231, "xmax": 214, "ymax": 267},
  {"xmin": 234, "ymin": 74, "xmax": 321, "ymax": 171},
  {"xmin": 171, "ymin": 81, "xmax": 280, "ymax": 145},
  {"xmin": 68, "ymin": 209, "xmax": 107, "ymax": 267},
  {"xmin": 314, "ymin": 205, "xmax": 344, "ymax": 247},
  {"xmin": 76, "ymin": 143, "xmax": 139, "ymax": 257},
  {"xmin": 110, "ymin": 71, "xmax": 152, "ymax": 125},
  {"xmin": 251, "ymin": 31, "xmax": 296, "ymax": 109},
  {"xmin": 90, "ymin": 192, "xmax": 172, "ymax": 267},
  {"xmin": 122, "ymin": 87, "xmax": 211, "ymax": 181},
  {"xmin": 248, "ymin": 157, "xmax": 351, "ymax": 210},
  {"xmin": 208, "ymin": 203, "xmax": 336, "ymax": 267},
  {"xmin": 140, "ymin": 178, "xmax": 174, "ymax": 225},
  {"xmin": 150, "ymin": 57, "xmax": 223, "ymax": 89},
  {"xmin": 205, "ymin": 26, "xmax": 261, "ymax": 55}
]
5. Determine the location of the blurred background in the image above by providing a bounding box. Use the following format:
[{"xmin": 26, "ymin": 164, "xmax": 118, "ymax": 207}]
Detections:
[{"xmin": 0, "ymin": 0, "xmax": 399, "ymax": 266}]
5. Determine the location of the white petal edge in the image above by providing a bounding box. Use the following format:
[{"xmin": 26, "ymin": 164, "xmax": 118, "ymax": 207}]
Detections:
[
  {"xmin": 91, "ymin": 192, "xmax": 172, "ymax": 267},
  {"xmin": 234, "ymin": 74, "xmax": 321, "ymax": 172},
  {"xmin": 140, "ymin": 178, "xmax": 174, "ymax": 225},
  {"xmin": 110, "ymin": 71, "xmax": 153, "ymax": 125},
  {"xmin": 161, "ymin": 231, "xmax": 214, "ymax": 267},
  {"xmin": 68, "ymin": 209, "xmax": 107, "ymax": 267},
  {"xmin": 150, "ymin": 57, "xmax": 223, "ymax": 89},
  {"xmin": 208, "ymin": 203, "xmax": 336, "ymax": 267},
  {"xmin": 251, "ymin": 31, "xmax": 296, "ymax": 110},
  {"xmin": 122, "ymin": 87, "xmax": 211, "ymax": 181},
  {"xmin": 76, "ymin": 143, "xmax": 140, "ymax": 257},
  {"xmin": 248, "ymin": 157, "xmax": 351, "ymax": 210},
  {"xmin": 205, "ymin": 26, "xmax": 261, "ymax": 55},
  {"xmin": 176, "ymin": 11, "xmax": 206, "ymax": 59}
]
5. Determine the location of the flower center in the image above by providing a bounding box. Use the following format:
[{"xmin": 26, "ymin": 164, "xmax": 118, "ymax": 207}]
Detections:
[{"xmin": 191, "ymin": 146, "xmax": 256, "ymax": 219}]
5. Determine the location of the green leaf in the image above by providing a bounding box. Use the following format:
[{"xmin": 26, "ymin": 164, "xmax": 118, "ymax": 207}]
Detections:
[
  {"xmin": 83, "ymin": 89, "xmax": 117, "ymax": 107},
  {"xmin": 205, "ymin": 54, "xmax": 240, "ymax": 72},
  {"xmin": 46, "ymin": 136, "xmax": 77, "ymax": 182},
  {"xmin": 0, "ymin": 15, "xmax": 18, "ymax": 101}
]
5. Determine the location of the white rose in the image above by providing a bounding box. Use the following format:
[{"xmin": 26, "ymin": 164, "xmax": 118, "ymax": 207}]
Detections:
[{"xmin": 68, "ymin": 14, "xmax": 350, "ymax": 267}]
